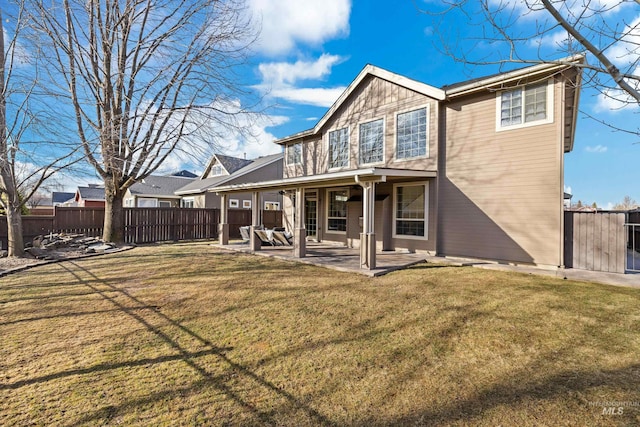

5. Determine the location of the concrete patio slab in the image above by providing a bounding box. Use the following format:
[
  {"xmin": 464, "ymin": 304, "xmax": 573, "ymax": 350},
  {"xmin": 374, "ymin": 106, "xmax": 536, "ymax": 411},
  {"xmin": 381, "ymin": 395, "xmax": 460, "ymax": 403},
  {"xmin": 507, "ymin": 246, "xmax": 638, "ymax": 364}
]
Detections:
[{"xmin": 214, "ymin": 241, "xmax": 428, "ymax": 277}]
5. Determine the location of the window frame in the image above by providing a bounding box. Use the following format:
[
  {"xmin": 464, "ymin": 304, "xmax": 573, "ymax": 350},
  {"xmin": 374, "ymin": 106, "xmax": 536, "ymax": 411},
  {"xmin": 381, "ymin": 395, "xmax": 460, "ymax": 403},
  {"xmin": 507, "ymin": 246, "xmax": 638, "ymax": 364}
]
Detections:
[
  {"xmin": 158, "ymin": 200, "xmax": 172, "ymax": 208},
  {"xmin": 242, "ymin": 200, "xmax": 252, "ymax": 209},
  {"xmin": 358, "ymin": 118, "xmax": 385, "ymax": 166},
  {"xmin": 286, "ymin": 142, "xmax": 303, "ymax": 166},
  {"xmin": 496, "ymin": 79, "xmax": 554, "ymax": 132},
  {"xmin": 210, "ymin": 164, "xmax": 224, "ymax": 176},
  {"xmin": 395, "ymin": 105, "xmax": 429, "ymax": 161},
  {"xmin": 325, "ymin": 187, "xmax": 349, "ymax": 235},
  {"xmin": 181, "ymin": 197, "xmax": 195, "ymax": 208},
  {"xmin": 392, "ymin": 182, "xmax": 429, "ymax": 240},
  {"xmin": 327, "ymin": 127, "xmax": 350, "ymax": 170},
  {"xmin": 264, "ymin": 201, "xmax": 280, "ymax": 210},
  {"xmin": 137, "ymin": 197, "xmax": 158, "ymax": 208},
  {"xmin": 229, "ymin": 199, "xmax": 239, "ymax": 208}
]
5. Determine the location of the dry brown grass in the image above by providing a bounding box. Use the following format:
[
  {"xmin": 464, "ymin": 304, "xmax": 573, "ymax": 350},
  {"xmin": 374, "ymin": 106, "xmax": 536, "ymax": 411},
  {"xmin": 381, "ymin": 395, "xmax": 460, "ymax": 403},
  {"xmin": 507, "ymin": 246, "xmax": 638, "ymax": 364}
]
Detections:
[{"xmin": 1, "ymin": 242, "xmax": 639, "ymax": 426}]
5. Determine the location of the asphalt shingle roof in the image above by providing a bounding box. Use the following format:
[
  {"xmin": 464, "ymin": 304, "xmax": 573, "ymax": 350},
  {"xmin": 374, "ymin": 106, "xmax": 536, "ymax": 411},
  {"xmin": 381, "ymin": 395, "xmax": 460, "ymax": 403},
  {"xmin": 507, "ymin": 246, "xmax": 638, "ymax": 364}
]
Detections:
[
  {"xmin": 129, "ymin": 175, "xmax": 195, "ymax": 197},
  {"xmin": 77, "ymin": 186, "xmax": 105, "ymax": 201}
]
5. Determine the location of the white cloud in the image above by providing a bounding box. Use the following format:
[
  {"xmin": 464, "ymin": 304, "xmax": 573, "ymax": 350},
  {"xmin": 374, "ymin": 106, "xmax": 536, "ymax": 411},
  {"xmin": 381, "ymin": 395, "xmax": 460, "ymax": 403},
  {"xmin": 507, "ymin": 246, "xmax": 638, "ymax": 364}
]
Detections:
[
  {"xmin": 605, "ymin": 15, "xmax": 640, "ymax": 66},
  {"xmin": 564, "ymin": 185, "xmax": 572, "ymax": 195},
  {"xmin": 258, "ymin": 54, "xmax": 342, "ymax": 86},
  {"xmin": 248, "ymin": 0, "xmax": 351, "ymax": 56},
  {"xmin": 256, "ymin": 54, "xmax": 347, "ymax": 107},
  {"xmin": 531, "ymin": 30, "xmax": 570, "ymax": 48},
  {"xmin": 584, "ymin": 144, "xmax": 608, "ymax": 153},
  {"xmin": 593, "ymin": 65, "xmax": 640, "ymax": 113}
]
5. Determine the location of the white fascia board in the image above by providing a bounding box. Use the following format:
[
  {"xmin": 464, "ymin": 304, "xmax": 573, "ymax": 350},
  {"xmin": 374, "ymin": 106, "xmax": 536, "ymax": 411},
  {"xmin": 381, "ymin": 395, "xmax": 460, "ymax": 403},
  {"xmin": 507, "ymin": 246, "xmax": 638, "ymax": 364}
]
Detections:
[
  {"xmin": 213, "ymin": 168, "xmax": 437, "ymax": 193},
  {"xmin": 446, "ymin": 54, "xmax": 585, "ymax": 97},
  {"xmin": 135, "ymin": 194, "xmax": 181, "ymax": 199},
  {"xmin": 275, "ymin": 65, "xmax": 446, "ymax": 146}
]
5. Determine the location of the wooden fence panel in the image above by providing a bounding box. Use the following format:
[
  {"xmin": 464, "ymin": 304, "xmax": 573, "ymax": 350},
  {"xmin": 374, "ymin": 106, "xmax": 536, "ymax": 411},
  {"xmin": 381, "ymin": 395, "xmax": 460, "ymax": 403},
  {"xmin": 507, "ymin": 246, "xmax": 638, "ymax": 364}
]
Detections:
[
  {"xmin": 1, "ymin": 207, "xmax": 281, "ymax": 248},
  {"xmin": 564, "ymin": 211, "xmax": 625, "ymax": 273}
]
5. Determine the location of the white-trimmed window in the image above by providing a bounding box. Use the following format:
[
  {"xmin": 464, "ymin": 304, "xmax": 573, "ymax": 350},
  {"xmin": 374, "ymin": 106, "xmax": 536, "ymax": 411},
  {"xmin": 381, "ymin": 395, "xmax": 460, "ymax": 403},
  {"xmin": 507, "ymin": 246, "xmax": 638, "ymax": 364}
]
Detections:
[
  {"xmin": 396, "ymin": 107, "xmax": 428, "ymax": 159},
  {"xmin": 326, "ymin": 188, "xmax": 348, "ymax": 233},
  {"xmin": 286, "ymin": 142, "xmax": 302, "ymax": 165},
  {"xmin": 229, "ymin": 199, "xmax": 239, "ymax": 208},
  {"xmin": 497, "ymin": 81, "xmax": 553, "ymax": 130},
  {"xmin": 211, "ymin": 164, "xmax": 224, "ymax": 176},
  {"xmin": 124, "ymin": 198, "xmax": 134, "ymax": 207},
  {"xmin": 329, "ymin": 127, "xmax": 349, "ymax": 169},
  {"xmin": 359, "ymin": 119, "xmax": 384, "ymax": 165},
  {"xmin": 137, "ymin": 198, "xmax": 158, "ymax": 208},
  {"xmin": 242, "ymin": 200, "xmax": 251, "ymax": 209},
  {"xmin": 264, "ymin": 201, "xmax": 280, "ymax": 210},
  {"xmin": 181, "ymin": 198, "xmax": 194, "ymax": 208},
  {"xmin": 393, "ymin": 183, "xmax": 428, "ymax": 239},
  {"xmin": 158, "ymin": 200, "xmax": 172, "ymax": 208}
]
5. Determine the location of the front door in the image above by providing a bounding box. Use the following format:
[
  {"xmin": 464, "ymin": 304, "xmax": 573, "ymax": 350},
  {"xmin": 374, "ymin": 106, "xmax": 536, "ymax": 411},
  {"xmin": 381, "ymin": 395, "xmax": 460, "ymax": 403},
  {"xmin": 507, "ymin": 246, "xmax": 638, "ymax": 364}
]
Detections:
[{"xmin": 305, "ymin": 196, "xmax": 317, "ymax": 240}]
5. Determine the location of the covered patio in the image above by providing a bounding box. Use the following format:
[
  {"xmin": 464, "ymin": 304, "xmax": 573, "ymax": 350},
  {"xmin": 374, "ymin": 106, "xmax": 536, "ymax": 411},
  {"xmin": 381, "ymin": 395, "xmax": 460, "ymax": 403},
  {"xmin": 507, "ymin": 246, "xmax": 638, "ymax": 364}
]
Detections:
[
  {"xmin": 213, "ymin": 167, "xmax": 436, "ymax": 273},
  {"xmin": 216, "ymin": 241, "xmax": 428, "ymax": 277}
]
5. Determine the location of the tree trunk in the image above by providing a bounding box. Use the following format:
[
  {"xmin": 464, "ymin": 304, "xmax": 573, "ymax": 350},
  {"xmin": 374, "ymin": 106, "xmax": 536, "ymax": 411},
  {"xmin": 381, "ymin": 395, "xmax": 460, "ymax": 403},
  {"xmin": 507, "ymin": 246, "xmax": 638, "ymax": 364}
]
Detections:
[
  {"xmin": 5, "ymin": 204, "xmax": 24, "ymax": 257},
  {"xmin": 103, "ymin": 180, "xmax": 125, "ymax": 244}
]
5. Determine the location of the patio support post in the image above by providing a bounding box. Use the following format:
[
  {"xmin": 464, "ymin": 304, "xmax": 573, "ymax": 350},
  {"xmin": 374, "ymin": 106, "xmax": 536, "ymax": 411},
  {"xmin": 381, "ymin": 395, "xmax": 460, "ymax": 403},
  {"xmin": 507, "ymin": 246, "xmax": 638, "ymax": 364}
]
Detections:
[
  {"xmin": 250, "ymin": 191, "xmax": 261, "ymax": 251},
  {"xmin": 294, "ymin": 187, "xmax": 306, "ymax": 257},
  {"xmin": 219, "ymin": 194, "xmax": 229, "ymax": 245},
  {"xmin": 360, "ymin": 181, "xmax": 376, "ymax": 269}
]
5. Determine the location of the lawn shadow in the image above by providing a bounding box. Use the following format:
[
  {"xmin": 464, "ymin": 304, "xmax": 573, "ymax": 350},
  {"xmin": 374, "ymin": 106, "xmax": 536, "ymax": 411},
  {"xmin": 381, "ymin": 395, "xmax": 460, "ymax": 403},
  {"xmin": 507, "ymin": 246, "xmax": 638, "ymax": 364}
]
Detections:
[{"xmin": 24, "ymin": 261, "xmax": 337, "ymax": 426}]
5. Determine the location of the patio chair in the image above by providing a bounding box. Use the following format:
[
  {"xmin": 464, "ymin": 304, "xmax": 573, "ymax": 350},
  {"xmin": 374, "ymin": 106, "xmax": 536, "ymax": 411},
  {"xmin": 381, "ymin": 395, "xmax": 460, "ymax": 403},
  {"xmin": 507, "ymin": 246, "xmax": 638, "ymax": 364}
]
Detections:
[
  {"xmin": 272, "ymin": 230, "xmax": 292, "ymax": 246},
  {"xmin": 239, "ymin": 226, "xmax": 251, "ymax": 242},
  {"xmin": 254, "ymin": 229, "xmax": 276, "ymax": 246}
]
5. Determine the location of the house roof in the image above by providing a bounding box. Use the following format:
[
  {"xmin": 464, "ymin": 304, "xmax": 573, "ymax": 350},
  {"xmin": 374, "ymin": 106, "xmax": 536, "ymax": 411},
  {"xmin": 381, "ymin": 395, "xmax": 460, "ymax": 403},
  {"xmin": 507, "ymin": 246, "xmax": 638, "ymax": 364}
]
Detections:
[
  {"xmin": 52, "ymin": 192, "xmax": 75, "ymax": 205},
  {"xmin": 213, "ymin": 167, "xmax": 436, "ymax": 193},
  {"xmin": 77, "ymin": 186, "xmax": 105, "ymax": 201},
  {"xmin": 275, "ymin": 64, "xmax": 446, "ymax": 145},
  {"xmin": 171, "ymin": 170, "xmax": 198, "ymax": 178},
  {"xmin": 202, "ymin": 153, "xmax": 253, "ymax": 178},
  {"xmin": 275, "ymin": 55, "xmax": 584, "ymax": 153},
  {"xmin": 129, "ymin": 175, "xmax": 195, "ymax": 198},
  {"xmin": 176, "ymin": 152, "xmax": 283, "ymax": 195}
]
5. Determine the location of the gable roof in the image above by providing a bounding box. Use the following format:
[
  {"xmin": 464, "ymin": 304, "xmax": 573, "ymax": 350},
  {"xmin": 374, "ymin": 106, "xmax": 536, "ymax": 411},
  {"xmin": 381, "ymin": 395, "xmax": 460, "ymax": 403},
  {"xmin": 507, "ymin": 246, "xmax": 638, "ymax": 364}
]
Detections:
[
  {"xmin": 77, "ymin": 186, "xmax": 105, "ymax": 201},
  {"xmin": 52, "ymin": 191, "xmax": 75, "ymax": 205},
  {"xmin": 171, "ymin": 170, "xmax": 198, "ymax": 178},
  {"xmin": 275, "ymin": 64, "xmax": 446, "ymax": 145},
  {"xmin": 201, "ymin": 153, "xmax": 253, "ymax": 178},
  {"xmin": 176, "ymin": 152, "xmax": 283, "ymax": 195},
  {"xmin": 129, "ymin": 175, "xmax": 195, "ymax": 198}
]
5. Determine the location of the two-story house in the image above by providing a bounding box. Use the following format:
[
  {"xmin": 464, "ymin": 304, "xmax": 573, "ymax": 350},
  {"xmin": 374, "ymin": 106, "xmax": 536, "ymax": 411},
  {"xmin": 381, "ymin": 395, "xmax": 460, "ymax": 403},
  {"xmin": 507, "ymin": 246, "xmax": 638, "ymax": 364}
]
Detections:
[{"xmin": 215, "ymin": 56, "xmax": 583, "ymax": 271}]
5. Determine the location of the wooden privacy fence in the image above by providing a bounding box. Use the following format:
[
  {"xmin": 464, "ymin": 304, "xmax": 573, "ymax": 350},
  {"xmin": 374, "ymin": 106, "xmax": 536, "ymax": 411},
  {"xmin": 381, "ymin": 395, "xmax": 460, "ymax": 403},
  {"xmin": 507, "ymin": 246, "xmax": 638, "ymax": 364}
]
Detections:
[
  {"xmin": 564, "ymin": 211, "xmax": 625, "ymax": 273},
  {"xmin": 0, "ymin": 207, "xmax": 282, "ymax": 248}
]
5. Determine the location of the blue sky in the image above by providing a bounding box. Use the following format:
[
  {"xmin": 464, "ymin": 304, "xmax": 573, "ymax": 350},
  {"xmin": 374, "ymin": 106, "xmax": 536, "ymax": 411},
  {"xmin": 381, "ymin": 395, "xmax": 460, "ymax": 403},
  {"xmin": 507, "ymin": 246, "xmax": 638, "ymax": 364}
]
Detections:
[{"xmin": 227, "ymin": 0, "xmax": 639, "ymax": 209}]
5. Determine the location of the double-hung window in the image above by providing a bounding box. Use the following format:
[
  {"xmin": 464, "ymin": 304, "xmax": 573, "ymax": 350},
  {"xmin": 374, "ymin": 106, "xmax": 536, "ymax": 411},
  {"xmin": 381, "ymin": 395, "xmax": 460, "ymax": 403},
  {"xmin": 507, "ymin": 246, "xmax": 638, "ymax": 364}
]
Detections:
[
  {"xmin": 396, "ymin": 107, "xmax": 428, "ymax": 159},
  {"xmin": 359, "ymin": 119, "xmax": 384, "ymax": 164},
  {"xmin": 286, "ymin": 142, "xmax": 302, "ymax": 165},
  {"xmin": 328, "ymin": 128, "xmax": 349, "ymax": 169},
  {"xmin": 394, "ymin": 183, "xmax": 428, "ymax": 238},
  {"xmin": 498, "ymin": 82, "xmax": 552, "ymax": 130},
  {"xmin": 327, "ymin": 188, "xmax": 348, "ymax": 232}
]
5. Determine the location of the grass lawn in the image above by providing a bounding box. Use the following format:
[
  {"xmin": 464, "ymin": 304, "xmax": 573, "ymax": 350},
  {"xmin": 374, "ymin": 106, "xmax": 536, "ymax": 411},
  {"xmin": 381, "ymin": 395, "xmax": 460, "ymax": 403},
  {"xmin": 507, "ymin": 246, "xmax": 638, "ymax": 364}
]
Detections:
[{"xmin": 1, "ymin": 243, "xmax": 639, "ymax": 426}]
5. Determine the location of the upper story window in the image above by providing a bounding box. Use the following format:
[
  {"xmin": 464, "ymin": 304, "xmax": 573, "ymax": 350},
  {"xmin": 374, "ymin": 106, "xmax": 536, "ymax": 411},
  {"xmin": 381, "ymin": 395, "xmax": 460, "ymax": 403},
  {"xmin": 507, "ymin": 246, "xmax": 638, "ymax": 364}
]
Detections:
[
  {"xmin": 328, "ymin": 128, "xmax": 349, "ymax": 169},
  {"xmin": 497, "ymin": 81, "xmax": 553, "ymax": 130},
  {"xmin": 211, "ymin": 164, "xmax": 224, "ymax": 176},
  {"xmin": 286, "ymin": 142, "xmax": 302, "ymax": 165},
  {"xmin": 396, "ymin": 107, "xmax": 428, "ymax": 160},
  {"xmin": 181, "ymin": 198, "xmax": 194, "ymax": 208},
  {"xmin": 359, "ymin": 119, "xmax": 384, "ymax": 165}
]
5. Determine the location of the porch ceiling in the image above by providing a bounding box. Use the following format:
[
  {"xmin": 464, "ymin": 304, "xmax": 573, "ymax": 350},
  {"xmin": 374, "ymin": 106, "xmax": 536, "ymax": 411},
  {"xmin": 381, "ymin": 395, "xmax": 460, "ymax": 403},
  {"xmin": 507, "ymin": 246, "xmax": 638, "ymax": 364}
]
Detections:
[{"xmin": 213, "ymin": 168, "xmax": 437, "ymax": 194}]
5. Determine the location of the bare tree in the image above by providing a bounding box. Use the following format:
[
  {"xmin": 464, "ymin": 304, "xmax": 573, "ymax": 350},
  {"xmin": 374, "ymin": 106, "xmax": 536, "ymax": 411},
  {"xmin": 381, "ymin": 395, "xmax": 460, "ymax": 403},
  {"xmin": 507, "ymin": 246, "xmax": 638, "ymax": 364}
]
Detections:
[
  {"xmin": 1, "ymin": 4, "xmax": 81, "ymax": 256},
  {"xmin": 30, "ymin": 0, "xmax": 258, "ymax": 243},
  {"xmin": 420, "ymin": 0, "xmax": 640, "ymax": 135},
  {"xmin": 613, "ymin": 195, "xmax": 639, "ymax": 210}
]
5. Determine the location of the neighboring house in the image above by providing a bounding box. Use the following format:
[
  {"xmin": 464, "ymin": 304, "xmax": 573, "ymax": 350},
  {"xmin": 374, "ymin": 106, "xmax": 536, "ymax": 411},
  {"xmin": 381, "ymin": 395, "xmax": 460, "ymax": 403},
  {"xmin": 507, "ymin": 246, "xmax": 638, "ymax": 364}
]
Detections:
[
  {"xmin": 52, "ymin": 192, "xmax": 76, "ymax": 207},
  {"xmin": 175, "ymin": 153, "xmax": 284, "ymax": 210},
  {"xmin": 563, "ymin": 192, "xmax": 572, "ymax": 209},
  {"xmin": 124, "ymin": 175, "xmax": 196, "ymax": 207},
  {"xmin": 214, "ymin": 56, "xmax": 583, "ymax": 270},
  {"xmin": 74, "ymin": 185, "xmax": 105, "ymax": 207}
]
